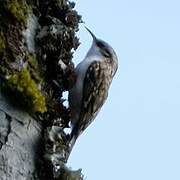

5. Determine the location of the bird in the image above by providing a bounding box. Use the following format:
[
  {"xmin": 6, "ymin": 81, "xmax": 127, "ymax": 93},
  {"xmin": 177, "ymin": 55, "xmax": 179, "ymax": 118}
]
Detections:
[{"xmin": 68, "ymin": 27, "xmax": 118, "ymax": 148}]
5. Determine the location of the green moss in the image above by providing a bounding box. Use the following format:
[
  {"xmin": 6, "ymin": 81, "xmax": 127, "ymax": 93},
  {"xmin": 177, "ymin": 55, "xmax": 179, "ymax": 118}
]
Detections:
[
  {"xmin": 7, "ymin": 0, "xmax": 30, "ymax": 24},
  {"xmin": 27, "ymin": 54, "xmax": 42, "ymax": 83},
  {"xmin": 6, "ymin": 68, "xmax": 47, "ymax": 113},
  {"xmin": 0, "ymin": 31, "xmax": 6, "ymax": 53},
  {"xmin": 28, "ymin": 54, "xmax": 38, "ymax": 68}
]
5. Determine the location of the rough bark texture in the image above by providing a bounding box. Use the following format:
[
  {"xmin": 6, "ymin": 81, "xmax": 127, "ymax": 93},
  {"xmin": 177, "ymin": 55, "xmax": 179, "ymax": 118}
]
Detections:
[
  {"xmin": 0, "ymin": 90, "xmax": 42, "ymax": 180},
  {"xmin": 0, "ymin": 0, "xmax": 83, "ymax": 179}
]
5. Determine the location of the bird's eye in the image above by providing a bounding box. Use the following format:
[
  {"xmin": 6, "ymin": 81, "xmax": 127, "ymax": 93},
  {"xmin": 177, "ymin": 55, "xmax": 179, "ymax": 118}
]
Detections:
[
  {"xmin": 97, "ymin": 42, "xmax": 111, "ymax": 58},
  {"xmin": 96, "ymin": 41, "xmax": 106, "ymax": 48}
]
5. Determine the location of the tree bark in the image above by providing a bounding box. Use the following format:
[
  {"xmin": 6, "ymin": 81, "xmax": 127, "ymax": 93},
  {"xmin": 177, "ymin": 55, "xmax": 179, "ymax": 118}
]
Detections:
[
  {"xmin": 0, "ymin": 90, "xmax": 43, "ymax": 180},
  {"xmin": 0, "ymin": 0, "xmax": 83, "ymax": 179}
]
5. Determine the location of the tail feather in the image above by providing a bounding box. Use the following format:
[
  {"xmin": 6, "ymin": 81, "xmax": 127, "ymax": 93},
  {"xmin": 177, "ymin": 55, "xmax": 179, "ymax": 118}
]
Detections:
[{"xmin": 68, "ymin": 123, "xmax": 81, "ymax": 154}]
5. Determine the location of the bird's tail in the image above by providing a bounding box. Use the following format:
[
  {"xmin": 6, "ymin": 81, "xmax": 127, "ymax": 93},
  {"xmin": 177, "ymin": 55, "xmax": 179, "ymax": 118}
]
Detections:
[{"xmin": 68, "ymin": 121, "xmax": 82, "ymax": 154}]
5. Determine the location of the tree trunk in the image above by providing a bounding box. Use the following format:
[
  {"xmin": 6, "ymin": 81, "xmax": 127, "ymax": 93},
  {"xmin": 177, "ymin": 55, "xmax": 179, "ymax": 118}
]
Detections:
[
  {"xmin": 0, "ymin": 0, "xmax": 83, "ymax": 179},
  {"xmin": 0, "ymin": 91, "xmax": 42, "ymax": 180}
]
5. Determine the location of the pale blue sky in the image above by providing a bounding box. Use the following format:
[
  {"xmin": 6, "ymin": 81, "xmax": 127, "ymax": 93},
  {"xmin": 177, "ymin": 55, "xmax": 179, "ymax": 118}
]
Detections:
[{"xmin": 68, "ymin": 1, "xmax": 180, "ymax": 179}]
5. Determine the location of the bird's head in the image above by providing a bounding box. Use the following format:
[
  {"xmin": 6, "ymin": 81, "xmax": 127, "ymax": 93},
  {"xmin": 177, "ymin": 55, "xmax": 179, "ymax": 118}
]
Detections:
[{"xmin": 85, "ymin": 27, "xmax": 118, "ymax": 76}]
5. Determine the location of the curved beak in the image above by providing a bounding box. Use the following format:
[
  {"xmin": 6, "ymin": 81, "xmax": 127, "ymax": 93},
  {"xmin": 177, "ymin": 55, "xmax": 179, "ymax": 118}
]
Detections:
[{"xmin": 85, "ymin": 26, "xmax": 97, "ymax": 42}]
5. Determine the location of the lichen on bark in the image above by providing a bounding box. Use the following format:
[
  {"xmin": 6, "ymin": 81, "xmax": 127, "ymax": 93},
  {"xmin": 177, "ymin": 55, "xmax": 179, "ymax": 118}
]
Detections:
[
  {"xmin": 0, "ymin": 0, "xmax": 45, "ymax": 113},
  {"xmin": 4, "ymin": 68, "xmax": 47, "ymax": 113},
  {"xmin": 0, "ymin": 0, "xmax": 83, "ymax": 179},
  {"xmin": 7, "ymin": 0, "xmax": 31, "ymax": 25}
]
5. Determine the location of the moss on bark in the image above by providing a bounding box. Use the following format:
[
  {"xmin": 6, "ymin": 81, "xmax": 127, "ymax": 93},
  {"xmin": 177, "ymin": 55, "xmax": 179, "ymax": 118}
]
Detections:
[{"xmin": 0, "ymin": 0, "xmax": 83, "ymax": 179}]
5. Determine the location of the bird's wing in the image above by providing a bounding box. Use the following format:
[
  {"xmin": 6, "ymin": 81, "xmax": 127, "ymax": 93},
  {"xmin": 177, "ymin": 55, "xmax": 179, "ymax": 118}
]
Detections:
[
  {"xmin": 71, "ymin": 60, "xmax": 111, "ymax": 140},
  {"xmin": 80, "ymin": 61, "xmax": 108, "ymax": 122}
]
